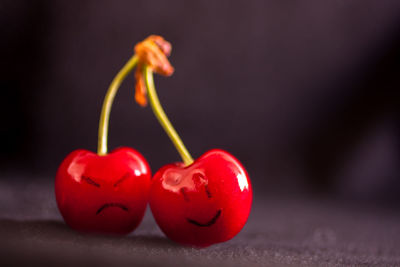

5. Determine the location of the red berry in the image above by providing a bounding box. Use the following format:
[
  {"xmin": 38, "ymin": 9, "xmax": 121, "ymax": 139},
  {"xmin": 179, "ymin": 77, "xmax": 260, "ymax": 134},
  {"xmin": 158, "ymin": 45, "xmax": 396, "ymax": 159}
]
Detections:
[
  {"xmin": 55, "ymin": 147, "xmax": 151, "ymax": 234},
  {"xmin": 149, "ymin": 149, "xmax": 252, "ymax": 247}
]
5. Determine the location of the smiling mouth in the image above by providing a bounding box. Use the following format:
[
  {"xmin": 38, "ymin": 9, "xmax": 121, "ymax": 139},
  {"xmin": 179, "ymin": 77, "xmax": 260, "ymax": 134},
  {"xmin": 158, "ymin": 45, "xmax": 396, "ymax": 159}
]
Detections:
[
  {"xmin": 96, "ymin": 203, "xmax": 129, "ymax": 215},
  {"xmin": 187, "ymin": 209, "xmax": 222, "ymax": 227}
]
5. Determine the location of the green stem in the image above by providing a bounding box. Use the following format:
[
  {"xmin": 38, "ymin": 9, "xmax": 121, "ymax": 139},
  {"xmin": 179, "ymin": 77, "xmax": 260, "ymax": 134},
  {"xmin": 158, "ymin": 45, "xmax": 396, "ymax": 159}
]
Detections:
[
  {"xmin": 97, "ymin": 55, "xmax": 139, "ymax": 155},
  {"xmin": 144, "ymin": 65, "xmax": 194, "ymax": 165}
]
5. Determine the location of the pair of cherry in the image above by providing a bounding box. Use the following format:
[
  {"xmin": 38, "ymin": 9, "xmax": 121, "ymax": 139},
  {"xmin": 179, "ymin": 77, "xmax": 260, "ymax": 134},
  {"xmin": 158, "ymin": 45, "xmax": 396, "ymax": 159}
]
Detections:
[{"xmin": 55, "ymin": 36, "xmax": 252, "ymax": 247}]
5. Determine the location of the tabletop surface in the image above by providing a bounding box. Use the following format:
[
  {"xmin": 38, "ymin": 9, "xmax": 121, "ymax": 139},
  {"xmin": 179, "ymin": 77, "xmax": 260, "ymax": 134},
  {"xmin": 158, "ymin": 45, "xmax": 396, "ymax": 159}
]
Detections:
[{"xmin": 1, "ymin": 176, "xmax": 400, "ymax": 266}]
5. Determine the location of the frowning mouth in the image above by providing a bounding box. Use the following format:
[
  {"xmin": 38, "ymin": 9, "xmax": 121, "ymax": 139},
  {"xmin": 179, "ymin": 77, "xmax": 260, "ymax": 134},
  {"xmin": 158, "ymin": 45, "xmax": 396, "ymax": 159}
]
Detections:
[
  {"xmin": 187, "ymin": 209, "xmax": 222, "ymax": 227},
  {"xmin": 96, "ymin": 203, "xmax": 129, "ymax": 215}
]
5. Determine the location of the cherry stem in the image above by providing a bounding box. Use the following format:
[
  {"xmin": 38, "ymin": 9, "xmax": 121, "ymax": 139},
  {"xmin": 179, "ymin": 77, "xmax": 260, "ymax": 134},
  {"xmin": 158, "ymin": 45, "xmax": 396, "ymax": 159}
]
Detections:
[
  {"xmin": 143, "ymin": 65, "xmax": 194, "ymax": 165},
  {"xmin": 97, "ymin": 55, "xmax": 139, "ymax": 155}
]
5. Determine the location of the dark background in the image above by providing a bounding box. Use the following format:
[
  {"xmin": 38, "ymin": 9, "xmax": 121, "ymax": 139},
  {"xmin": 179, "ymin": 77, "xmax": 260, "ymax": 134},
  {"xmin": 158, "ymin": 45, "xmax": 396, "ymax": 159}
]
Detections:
[{"xmin": 1, "ymin": 0, "xmax": 400, "ymax": 203}]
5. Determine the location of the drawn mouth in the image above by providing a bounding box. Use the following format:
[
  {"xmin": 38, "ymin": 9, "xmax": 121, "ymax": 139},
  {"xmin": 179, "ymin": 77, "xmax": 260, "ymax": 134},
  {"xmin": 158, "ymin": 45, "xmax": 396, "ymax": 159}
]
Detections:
[
  {"xmin": 96, "ymin": 203, "xmax": 129, "ymax": 215},
  {"xmin": 187, "ymin": 209, "xmax": 222, "ymax": 227}
]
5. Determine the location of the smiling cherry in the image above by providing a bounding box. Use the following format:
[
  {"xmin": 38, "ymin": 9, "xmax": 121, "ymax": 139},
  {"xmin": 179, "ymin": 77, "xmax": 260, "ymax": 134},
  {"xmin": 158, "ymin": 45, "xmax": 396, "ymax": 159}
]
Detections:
[
  {"xmin": 56, "ymin": 147, "xmax": 150, "ymax": 234},
  {"xmin": 134, "ymin": 36, "xmax": 253, "ymax": 247},
  {"xmin": 55, "ymin": 50, "xmax": 152, "ymax": 234},
  {"xmin": 149, "ymin": 149, "xmax": 252, "ymax": 247}
]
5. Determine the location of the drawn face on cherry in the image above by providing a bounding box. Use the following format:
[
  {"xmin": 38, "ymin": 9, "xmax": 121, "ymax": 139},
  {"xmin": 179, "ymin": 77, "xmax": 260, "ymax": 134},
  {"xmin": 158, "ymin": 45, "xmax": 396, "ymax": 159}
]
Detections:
[
  {"xmin": 149, "ymin": 149, "xmax": 252, "ymax": 247},
  {"xmin": 179, "ymin": 172, "xmax": 222, "ymax": 228},
  {"xmin": 55, "ymin": 147, "xmax": 151, "ymax": 234}
]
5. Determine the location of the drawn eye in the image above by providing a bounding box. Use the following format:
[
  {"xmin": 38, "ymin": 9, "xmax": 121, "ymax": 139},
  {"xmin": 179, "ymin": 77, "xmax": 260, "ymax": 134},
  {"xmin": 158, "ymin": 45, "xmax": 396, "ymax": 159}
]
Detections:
[
  {"xmin": 114, "ymin": 172, "xmax": 130, "ymax": 187},
  {"xmin": 180, "ymin": 187, "xmax": 190, "ymax": 202},
  {"xmin": 204, "ymin": 184, "xmax": 212, "ymax": 198},
  {"xmin": 81, "ymin": 175, "xmax": 100, "ymax": 187}
]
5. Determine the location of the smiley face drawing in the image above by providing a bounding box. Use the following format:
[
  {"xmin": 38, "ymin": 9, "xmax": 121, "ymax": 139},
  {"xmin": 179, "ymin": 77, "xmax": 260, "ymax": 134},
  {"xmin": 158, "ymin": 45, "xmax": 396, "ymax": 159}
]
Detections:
[
  {"xmin": 55, "ymin": 147, "xmax": 151, "ymax": 234},
  {"xmin": 149, "ymin": 149, "xmax": 252, "ymax": 247}
]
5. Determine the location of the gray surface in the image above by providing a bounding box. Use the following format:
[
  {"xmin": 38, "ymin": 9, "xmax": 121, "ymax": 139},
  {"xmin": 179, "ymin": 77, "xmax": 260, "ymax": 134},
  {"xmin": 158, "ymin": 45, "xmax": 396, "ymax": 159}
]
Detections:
[{"xmin": 1, "ymin": 177, "xmax": 400, "ymax": 266}]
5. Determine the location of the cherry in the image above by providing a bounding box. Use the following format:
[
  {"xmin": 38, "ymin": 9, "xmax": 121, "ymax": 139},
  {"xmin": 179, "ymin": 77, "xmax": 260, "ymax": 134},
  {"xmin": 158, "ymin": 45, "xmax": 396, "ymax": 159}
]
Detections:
[
  {"xmin": 55, "ymin": 51, "xmax": 152, "ymax": 234},
  {"xmin": 135, "ymin": 36, "xmax": 253, "ymax": 247},
  {"xmin": 149, "ymin": 149, "xmax": 252, "ymax": 247},
  {"xmin": 55, "ymin": 147, "xmax": 151, "ymax": 234}
]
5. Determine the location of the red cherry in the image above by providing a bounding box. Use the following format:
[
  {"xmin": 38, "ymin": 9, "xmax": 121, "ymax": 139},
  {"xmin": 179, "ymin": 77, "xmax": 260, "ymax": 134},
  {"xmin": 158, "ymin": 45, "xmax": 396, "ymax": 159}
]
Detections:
[
  {"xmin": 139, "ymin": 43, "xmax": 252, "ymax": 247},
  {"xmin": 55, "ymin": 147, "xmax": 151, "ymax": 234},
  {"xmin": 149, "ymin": 149, "xmax": 252, "ymax": 247}
]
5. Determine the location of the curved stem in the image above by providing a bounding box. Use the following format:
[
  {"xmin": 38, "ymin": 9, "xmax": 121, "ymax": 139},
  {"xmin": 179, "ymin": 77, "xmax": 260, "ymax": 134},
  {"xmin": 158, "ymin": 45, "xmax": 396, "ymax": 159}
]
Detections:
[
  {"xmin": 97, "ymin": 55, "xmax": 139, "ymax": 155},
  {"xmin": 144, "ymin": 65, "xmax": 194, "ymax": 165}
]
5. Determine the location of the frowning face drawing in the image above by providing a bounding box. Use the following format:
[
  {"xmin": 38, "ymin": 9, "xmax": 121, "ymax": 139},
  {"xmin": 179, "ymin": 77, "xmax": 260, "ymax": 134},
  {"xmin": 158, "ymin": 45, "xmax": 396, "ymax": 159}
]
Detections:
[{"xmin": 55, "ymin": 148, "xmax": 151, "ymax": 234}]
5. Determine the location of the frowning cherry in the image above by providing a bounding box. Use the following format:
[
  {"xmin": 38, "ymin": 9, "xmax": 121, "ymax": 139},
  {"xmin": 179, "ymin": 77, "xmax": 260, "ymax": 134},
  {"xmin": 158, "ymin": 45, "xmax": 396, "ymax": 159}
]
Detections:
[
  {"xmin": 135, "ymin": 37, "xmax": 253, "ymax": 247},
  {"xmin": 56, "ymin": 147, "xmax": 150, "ymax": 234},
  {"xmin": 55, "ymin": 54, "xmax": 151, "ymax": 234}
]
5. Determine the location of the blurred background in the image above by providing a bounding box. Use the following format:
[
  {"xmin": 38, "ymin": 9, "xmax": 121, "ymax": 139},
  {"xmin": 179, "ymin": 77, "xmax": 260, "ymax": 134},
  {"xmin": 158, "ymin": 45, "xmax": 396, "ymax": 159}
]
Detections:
[{"xmin": 1, "ymin": 0, "xmax": 400, "ymax": 204}]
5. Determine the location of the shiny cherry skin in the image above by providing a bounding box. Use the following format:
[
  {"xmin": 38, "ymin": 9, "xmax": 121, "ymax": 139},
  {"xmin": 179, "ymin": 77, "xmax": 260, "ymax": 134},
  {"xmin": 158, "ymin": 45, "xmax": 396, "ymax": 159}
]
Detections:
[
  {"xmin": 149, "ymin": 149, "xmax": 252, "ymax": 247},
  {"xmin": 55, "ymin": 147, "xmax": 151, "ymax": 234}
]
